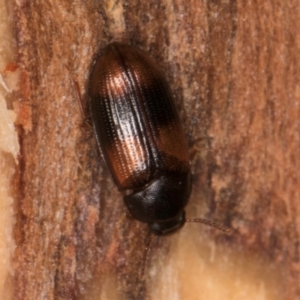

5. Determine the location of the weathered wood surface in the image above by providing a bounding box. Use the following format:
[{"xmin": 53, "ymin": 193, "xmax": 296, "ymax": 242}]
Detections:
[{"xmin": 13, "ymin": 0, "xmax": 300, "ymax": 299}]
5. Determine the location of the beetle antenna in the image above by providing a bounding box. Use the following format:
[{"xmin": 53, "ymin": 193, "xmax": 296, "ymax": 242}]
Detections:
[
  {"xmin": 72, "ymin": 80, "xmax": 86, "ymax": 120},
  {"xmin": 71, "ymin": 78, "xmax": 93, "ymax": 128},
  {"xmin": 62, "ymin": 61, "xmax": 93, "ymax": 128},
  {"xmin": 140, "ymin": 233, "xmax": 157, "ymax": 278},
  {"xmin": 186, "ymin": 218, "xmax": 232, "ymax": 234}
]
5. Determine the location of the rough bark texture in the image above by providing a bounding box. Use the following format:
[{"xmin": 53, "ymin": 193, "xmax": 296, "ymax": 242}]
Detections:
[{"xmin": 13, "ymin": 0, "xmax": 300, "ymax": 299}]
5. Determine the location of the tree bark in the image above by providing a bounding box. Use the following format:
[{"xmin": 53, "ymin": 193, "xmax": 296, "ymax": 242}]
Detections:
[{"xmin": 13, "ymin": 0, "xmax": 300, "ymax": 299}]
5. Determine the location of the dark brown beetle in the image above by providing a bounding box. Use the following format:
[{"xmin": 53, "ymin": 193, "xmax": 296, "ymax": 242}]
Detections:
[{"xmin": 89, "ymin": 43, "xmax": 191, "ymax": 235}]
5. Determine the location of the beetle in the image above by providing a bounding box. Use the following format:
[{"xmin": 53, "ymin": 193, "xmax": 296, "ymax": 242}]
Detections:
[
  {"xmin": 89, "ymin": 43, "xmax": 229, "ymax": 237},
  {"xmin": 88, "ymin": 42, "xmax": 191, "ymax": 235}
]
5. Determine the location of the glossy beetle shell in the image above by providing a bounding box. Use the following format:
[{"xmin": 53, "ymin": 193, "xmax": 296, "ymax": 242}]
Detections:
[{"xmin": 89, "ymin": 43, "xmax": 191, "ymax": 235}]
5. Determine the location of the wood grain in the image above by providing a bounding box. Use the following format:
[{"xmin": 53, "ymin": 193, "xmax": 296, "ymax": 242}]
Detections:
[{"xmin": 13, "ymin": 0, "xmax": 300, "ymax": 299}]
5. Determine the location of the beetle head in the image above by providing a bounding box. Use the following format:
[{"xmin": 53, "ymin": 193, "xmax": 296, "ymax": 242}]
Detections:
[{"xmin": 124, "ymin": 171, "xmax": 191, "ymax": 235}]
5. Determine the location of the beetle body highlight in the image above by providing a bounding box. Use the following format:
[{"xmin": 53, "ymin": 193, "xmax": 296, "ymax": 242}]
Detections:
[{"xmin": 89, "ymin": 43, "xmax": 191, "ymax": 235}]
